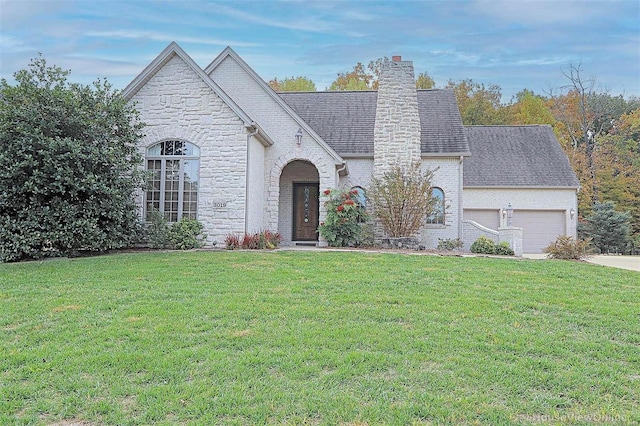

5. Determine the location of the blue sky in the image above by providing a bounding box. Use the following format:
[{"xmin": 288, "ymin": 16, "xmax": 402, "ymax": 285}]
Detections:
[{"xmin": 1, "ymin": 0, "xmax": 638, "ymax": 101}]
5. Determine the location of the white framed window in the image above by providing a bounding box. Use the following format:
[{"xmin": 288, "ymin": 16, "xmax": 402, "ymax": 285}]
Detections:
[
  {"xmin": 145, "ymin": 140, "xmax": 200, "ymax": 222},
  {"xmin": 427, "ymin": 187, "xmax": 444, "ymax": 225}
]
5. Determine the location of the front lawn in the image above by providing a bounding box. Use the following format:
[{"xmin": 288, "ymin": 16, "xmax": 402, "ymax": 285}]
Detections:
[{"xmin": 1, "ymin": 251, "xmax": 638, "ymax": 425}]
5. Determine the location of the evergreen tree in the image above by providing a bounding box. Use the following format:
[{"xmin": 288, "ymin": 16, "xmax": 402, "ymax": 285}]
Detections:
[
  {"xmin": 580, "ymin": 201, "xmax": 632, "ymax": 254},
  {"xmin": 0, "ymin": 56, "xmax": 145, "ymax": 262}
]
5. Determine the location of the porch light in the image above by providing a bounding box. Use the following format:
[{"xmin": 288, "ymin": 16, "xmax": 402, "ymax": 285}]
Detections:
[
  {"xmin": 570, "ymin": 208, "xmax": 575, "ymax": 219},
  {"xmin": 295, "ymin": 128, "xmax": 303, "ymax": 146},
  {"xmin": 503, "ymin": 203, "xmax": 514, "ymax": 226}
]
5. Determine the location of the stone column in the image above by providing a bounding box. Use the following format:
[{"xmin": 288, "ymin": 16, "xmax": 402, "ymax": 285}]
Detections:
[{"xmin": 499, "ymin": 226, "xmax": 523, "ymax": 256}]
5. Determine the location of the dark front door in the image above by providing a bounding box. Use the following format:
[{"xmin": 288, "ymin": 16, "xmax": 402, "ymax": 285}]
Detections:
[{"xmin": 292, "ymin": 183, "xmax": 319, "ymax": 241}]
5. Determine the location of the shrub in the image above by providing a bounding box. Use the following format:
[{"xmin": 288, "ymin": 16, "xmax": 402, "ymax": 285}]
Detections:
[
  {"xmin": 147, "ymin": 209, "xmax": 169, "ymax": 249},
  {"xmin": 0, "ymin": 56, "xmax": 145, "ymax": 262},
  {"xmin": 494, "ymin": 241, "xmax": 515, "ymax": 256},
  {"xmin": 543, "ymin": 235, "xmax": 593, "ymax": 260},
  {"xmin": 369, "ymin": 163, "xmax": 438, "ymax": 238},
  {"xmin": 225, "ymin": 234, "xmax": 240, "ymax": 250},
  {"xmin": 226, "ymin": 231, "xmax": 281, "ymax": 250},
  {"xmin": 241, "ymin": 233, "xmax": 259, "ymax": 250},
  {"xmin": 261, "ymin": 230, "xmax": 282, "ymax": 249},
  {"xmin": 470, "ymin": 236, "xmax": 497, "ymax": 254},
  {"xmin": 318, "ymin": 188, "xmax": 369, "ymax": 247},
  {"xmin": 437, "ymin": 238, "xmax": 463, "ymax": 251},
  {"xmin": 167, "ymin": 218, "xmax": 206, "ymax": 250}
]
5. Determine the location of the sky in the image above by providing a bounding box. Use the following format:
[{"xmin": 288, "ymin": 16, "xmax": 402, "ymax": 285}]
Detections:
[{"xmin": 1, "ymin": 0, "xmax": 639, "ymax": 102}]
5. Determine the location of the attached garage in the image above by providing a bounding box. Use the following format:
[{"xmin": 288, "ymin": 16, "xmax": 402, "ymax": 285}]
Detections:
[
  {"xmin": 511, "ymin": 210, "xmax": 566, "ymax": 253},
  {"xmin": 463, "ymin": 209, "xmax": 500, "ymax": 230},
  {"xmin": 463, "ymin": 126, "xmax": 580, "ymax": 255}
]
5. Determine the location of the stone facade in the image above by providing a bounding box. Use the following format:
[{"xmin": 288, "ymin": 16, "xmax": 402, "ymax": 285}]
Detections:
[
  {"xmin": 124, "ymin": 43, "xmax": 578, "ymax": 253},
  {"xmin": 207, "ymin": 54, "xmax": 342, "ymax": 238},
  {"xmin": 373, "ymin": 57, "xmax": 422, "ymax": 175},
  {"xmin": 131, "ymin": 54, "xmax": 248, "ymax": 245}
]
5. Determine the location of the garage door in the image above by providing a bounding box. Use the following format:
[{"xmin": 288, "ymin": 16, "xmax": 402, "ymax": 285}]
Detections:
[
  {"xmin": 463, "ymin": 209, "xmax": 500, "ymax": 230},
  {"xmin": 512, "ymin": 210, "xmax": 565, "ymax": 253}
]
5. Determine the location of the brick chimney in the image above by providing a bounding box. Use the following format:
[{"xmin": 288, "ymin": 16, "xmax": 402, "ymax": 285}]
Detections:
[{"xmin": 373, "ymin": 56, "xmax": 421, "ymax": 176}]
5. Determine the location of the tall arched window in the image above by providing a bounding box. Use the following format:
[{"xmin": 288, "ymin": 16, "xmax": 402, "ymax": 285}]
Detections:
[
  {"xmin": 146, "ymin": 140, "xmax": 200, "ymax": 222},
  {"xmin": 427, "ymin": 187, "xmax": 444, "ymax": 225}
]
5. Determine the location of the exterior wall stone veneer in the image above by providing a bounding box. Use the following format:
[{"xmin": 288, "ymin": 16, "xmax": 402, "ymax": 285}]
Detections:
[
  {"xmin": 209, "ymin": 55, "xmax": 342, "ymax": 244},
  {"xmin": 125, "ymin": 44, "xmax": 579, "ymax": 253},
  {"xmin": 498, "ymin": 226, "xmax": 524, "ymax": 256},
  {"xmin": 131, "ymin": 55, "xmax": 248, "ymax": 245},
  {"xmin": 373, "ymin": 58, "xmax": 421, "ymax": 176},
  {"xmin": 268, "ymin": 151, "xmax": 335, "ymax": 245},
  {"xmin": 462, "ymin": 220, "xmax": 500, "ymax": 250}
]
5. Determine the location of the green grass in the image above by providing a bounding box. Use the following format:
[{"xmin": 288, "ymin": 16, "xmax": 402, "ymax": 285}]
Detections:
[{"xmin": 1, "ymin": 251, "xmax": 638, "ymax": 425}]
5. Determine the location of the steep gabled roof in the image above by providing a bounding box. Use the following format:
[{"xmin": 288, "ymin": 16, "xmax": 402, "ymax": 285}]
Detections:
[
  {"xmin": 205, "ymin": 47, "xmax": 345, "ymax": 165},
  {"xmin": 279, "ymin": 89, "xmax": 470, "ymax": 156},
  {"xmin": 464, "ymin": 125, "xmax": 580, "ymax": 188},
  {"xmin": 122, "ymin": 43, "xmax": 250, "ymax": 122},
  {"xmin": 122, "ymin": 42, "xmax": 274, "ymax": 146}
]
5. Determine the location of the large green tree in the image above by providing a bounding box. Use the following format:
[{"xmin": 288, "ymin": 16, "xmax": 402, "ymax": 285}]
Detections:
[
  {"xmin": 268, "ymin": 76, "xmax": 316, "ymax": 92},
  {"xmin": 328, "ymin": 61, "xmax": 378, "ymax": 91},
  {"xmin": 328, "ymin": 58, "xmax": 435, "ymax": 91},
  {"xmin": 0, "ymin": 56, "xmax": 145, "ymax": 262},
  {"xmin": 506, "ymin": 90, "xmax": 555, "ymax": 125},
  {"xmin": 548, "ymin": 65, "xmax": 640, "ymax": 217},
  {"xmin": 445, "ymin": 79, "xmax": 505, "ymax": 125},
  {"xmin": 591, "ymin": 109, "xmax": 640, "ymax": 235},
  {"xmin": 416, "ymin": 72, "xmax": 436, "ymax": 89}
]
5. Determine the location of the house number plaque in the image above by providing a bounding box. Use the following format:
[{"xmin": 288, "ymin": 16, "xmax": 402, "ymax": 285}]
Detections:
[{"xmin": 203, "ymin": 198, "xmax": 228, "ymax": 208}]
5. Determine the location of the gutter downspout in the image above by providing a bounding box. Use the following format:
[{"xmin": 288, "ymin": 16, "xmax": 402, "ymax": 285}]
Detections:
[
  {"xmin": 336, "ymin": 162, "xmax": 347, "ymax": 181},
  {"xmin": 458, "ymin": 155, "xmax": 464, "ymax": 240},
  {"xmin": 245, "ymin": 125, "xmax": 259, "ymax": 234}
]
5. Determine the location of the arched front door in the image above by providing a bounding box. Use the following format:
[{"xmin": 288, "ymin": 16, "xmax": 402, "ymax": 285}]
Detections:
[
  {"xmin": 278, "ymin": 160, "xmax": 320, "ymax": 243},
  {"xmin": 292, "ymin": 183, "xmax": 319, "ymax": 241}
]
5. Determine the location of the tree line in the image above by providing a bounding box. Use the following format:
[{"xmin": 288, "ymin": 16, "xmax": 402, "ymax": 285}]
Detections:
[{"xmin": 270, "ymin": 61, "xmax": 640, "ymax": 252}]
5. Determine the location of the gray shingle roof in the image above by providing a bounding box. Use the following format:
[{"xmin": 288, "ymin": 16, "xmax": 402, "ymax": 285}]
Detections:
[
  {"xmin": 279, "ymin": 89, "xmax": 470, "ymax": 155},
  {"xmin": 464, "ymin": 125, "xmax": 580, "ymax": 187},
  {"xmin": 279, "ymin": 91, "xmax": 377, "ymax": 155},
  {"xmin": 416, "ymin": 90, "xmax": 469, "ymax": 154}
]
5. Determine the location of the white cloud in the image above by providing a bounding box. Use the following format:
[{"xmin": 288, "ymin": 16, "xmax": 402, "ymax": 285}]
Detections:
[
  {"xmin": 85, "ymin": 30, "xmax": 261, "ymax": 48},
  {"xmin": 0, "ymin": 34, "xmax": 31, "ymax": 52},
  {"xmin": 514, "ymin": 57, "xmax": 572, "ymax": 66}
]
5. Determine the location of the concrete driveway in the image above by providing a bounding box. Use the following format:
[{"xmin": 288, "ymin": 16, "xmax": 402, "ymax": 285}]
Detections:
[
  {"xmin": 523, "ymin": 253, "xmax": 639, "ymax": 272},
  {"xmin": 585, "ymin": 255, "xmax": 640, "ymax": 272}
]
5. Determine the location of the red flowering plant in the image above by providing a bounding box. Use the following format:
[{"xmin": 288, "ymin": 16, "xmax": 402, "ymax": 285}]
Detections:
[{"xmin": 318, "ymin": 188, "xmax": 369, "ymax": 247}]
